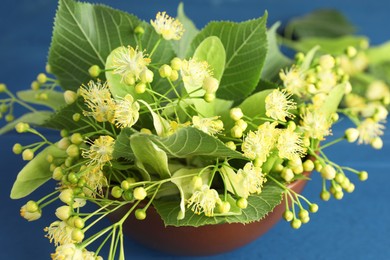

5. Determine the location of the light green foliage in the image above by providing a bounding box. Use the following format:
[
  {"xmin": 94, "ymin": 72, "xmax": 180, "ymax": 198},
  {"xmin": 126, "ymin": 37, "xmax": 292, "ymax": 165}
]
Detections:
[
  {"xmin": 17, "ymin": 90, "xmax": 66, "ymax": 110},
  {"xmin": 10, "ymin": 145, "xmax": 66, "ymax": 199},
  {"xmin": 189, "ymin": 14, "xmax": 268, "ymax": 100},
  {"xmin": 0, "ymin": 111, "xmax": 53, "ymax": 135}
]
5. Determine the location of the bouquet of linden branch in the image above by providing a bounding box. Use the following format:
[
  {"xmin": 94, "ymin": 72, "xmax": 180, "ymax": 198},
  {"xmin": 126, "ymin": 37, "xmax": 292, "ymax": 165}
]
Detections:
[{"xmin": 1, "ymin": 0, "xmax": 388, "ymax": 259}]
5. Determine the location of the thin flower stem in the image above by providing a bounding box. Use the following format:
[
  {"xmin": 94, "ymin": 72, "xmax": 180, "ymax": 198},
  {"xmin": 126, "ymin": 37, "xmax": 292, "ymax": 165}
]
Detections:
[{"xmin": 149, "ymin": 38, "xmax": 162, "ymax": 58}]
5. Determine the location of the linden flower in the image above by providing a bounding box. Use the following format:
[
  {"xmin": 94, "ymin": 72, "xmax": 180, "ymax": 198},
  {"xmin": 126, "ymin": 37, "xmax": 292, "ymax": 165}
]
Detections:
[
  {"xmin": 51, "ymin": 244, "xmax": 82, "ymax": 260},
  {"xmin": 300, "ymin": 109, "xmax": 332, "ymax": 140},
  {"xmin": 79, "ymin": 80, "xmax": 115, "ymax": 122},
  {"xmin": 279, "ymin": 66, "xmax": 307, "ymax": 97},
  {"xmin": 187, "ymin": 185, "xmax": 221, "ymax": 217},
  {"xmin": 357, "ymin": 118, "xmax": 385, "ymax": 145},
  {"xmin": 20, "ymin": 205, "xmax": 41, "ymax": 221},
  {"xmin": 151, "ymin": 12, "xmax": 185, "ymax": 40},
  {"xmin": 316, "ymin": 70, "xmax": 338, "ymax": 93},
  {"xmin": 45, "ymin": 221, "xmax": 74, "ymax": 246},
  {"xmin": 241, "ymin": 122, "xmax": 278, "ymax": 164},
  {"xmin": 180, "ymin": 59, "xmax": 213, "ymax": 89},
  {"xmin": 82, "ymin": 167, "xmax": 108, "ymax": 197},
  {"xmin": 82, "ymin": 135, "xmax": 115, "ymax": 169},
  {"xmin": 192, "ymin": 116, "xmax": 224, "ymax": 136},
  {"xmin": 238, "ymin": 162, "xmax": 266, "ymax": 195},
  {"xmin": 277, "ymin": 128, "xmax": 306, "ymax": 161},
  {"xmin": 265, "ymin": 89, "xmax": 296, "ymax": 122},
  {"xmin": 114, "ymin": 94, "xmax": 140, "ymax": 128},
  {"xmin": 112, "ymin": 46, "xmax": 151, "ymax": 85}
]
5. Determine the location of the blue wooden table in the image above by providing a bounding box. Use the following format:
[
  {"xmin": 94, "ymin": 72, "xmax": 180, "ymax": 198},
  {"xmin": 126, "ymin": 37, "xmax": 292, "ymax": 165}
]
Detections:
[{"xmin": 1, "ymin": 0, "xmax": 389, "ymax": 259}]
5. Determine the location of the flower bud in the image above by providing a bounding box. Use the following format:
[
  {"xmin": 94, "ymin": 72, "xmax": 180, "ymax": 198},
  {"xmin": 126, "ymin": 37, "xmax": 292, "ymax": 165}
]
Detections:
[
  {"xmin": 12, "ymin": 143, "xmax": 23, "ymax": 154},
  {"xmin": 64, "ymin": 90, "xmax": 78, "ymax": 105},
  {"xmin": 88, "ymin": 65, "xmax": 101, "ymax": 78},
  {"xmin": 159, "ymin": 64, "xmax": 172, "ymax": 78},
  {"xmin": 345, "ymin": 128, "xmax": 359, "ymax": 143},
  {"xmin": 217, "ymin": 201, "xmax": 231, "ymax": 214},
  {"xmin": 140, "ymin": 69, "xmax": 154, "ymax": 83},
  {"xmin": 291, "ymin": 219, "xmax": 302, "ymax": 229},
  {"xmin": 37, "ymin": 73, "xmax": 47, "ymax": 84},
  {"xmin": 319, "ymin": 54, "xmax": 335, "ymax": 70},
  {"xmin": 320, "ymin": 190, "xmax": 331, "ymax": 201},
  {"xmin": 309, "ymin": 203, "xmax": 319, "ymax": 213},
  {"xmin": 235, "ymin": 119, "xmax": 248, "ymax": 131},
  {"xmin": 230, "ymin": 108, "xmax": 244, "ymax": 121},
  {"xmin": 135, "ymin": 209, "xmax": 147, "ymax": 220},
  {"xmin": 53, "ymin": 167, "xmax": 64, "ymax": 181},
  {"xmin": 111, "ymin": 186, "xmax": 123, "ymax": 199},
  {"xmin": 71, "ymin": 228, "xmax": 85, "ymax": 243},
  {"xmin": 169, "ymin": 70, "xmax": 179, "ymax": 81},
  {"xmin": 15, "ymin": 122, "xmax": 30, "ymax": 133},
  {"xmin": 70, "ymin": 133, "xmax": 83, "ymax": 145},
  {"xmin": 0, "ymin": 83, "xmax": 7, "ymax": 92},
  {"xmin": 58, "ymin": 137, "xmax": 70, "ymax": 150},
  {"xmin": 359, "ymin": 171, "xmax": 368, "ymax": 181},
  {"xmin": 204, "ymin": 93, "xmax": 215, "ymax": 103},
  {"xmin": 20, "ymin": 205, "xmax": 41, "ymax": 221},
  {"xmin": 371, "ymin": 137, "xmax": 383, "ymax": 149},
  {"xmin": 225, "ymin": 141, "xmax": 236, "ymax": 150},
  {"xmin": 72, "ymin": 113, "xmax": 81, "ymax": 122},
  {"xmin": 236, "ymin": 197, "xmax": 248, "ymax": 209},
  {"xmin": 202, "ymin": 77, "xmax": 219, "ymax": 93},
  {"xmin": 134, "ymin": 25, "xmax": 145, "ymax": 35},
  {"xmin": 230, "ymin": 125, "xmax": 243, "ymax": 138},
  {"xmin": 22, "ymin": 149, "xmax": 34, "ymax": 161},
  {"xmin": 191, "ymin": 176, "xmax": 203, "ymax": 190},
  {"xmin": 66, "ymin": 144, "xmax": 80, "ymax": 158},
  {"xmin": 346, "ymin": 46, "xmax": 357, "ymax": 58},
  {"xmin": 283, "ymin": 210, "xmax": 294, "ymax": 222},
  {"xmin": 281, "ymin": 168, "xmax": 294, "ymax": 182},
  {"xmin": 320, "ymin": 165, "xmax": 336, "ymax": 180},
  {"xmin": 303, "ymin": 159, "xmax": 314, "ymax": 172},
  {"xmin": 170, "ymin": 57, "xmax": 182, "ymax": 70},
  {"xmin": 73, "ymin": 217, "xmax": 85, "ymax": 229},
  {"xmin": 133, "ymin": 187, "xmax": 147, "ymax": 200},
  {"xmin": 31, "ymin": 81, "xmax": 40, "ymax": 90},
  {"xmin": 5, "ymin": 114, "xmax": 13, "ymax": 122},
  {"xmin": 135, "ymin": 83, "xmax": 146, "ymax": 94},
  {"xmin": 55, "ymin": 205, "xmax": 72, "ymax": 221},
  {"xmin": 59, "ymin": 189, "xmax": 74, "ymax": 205}
]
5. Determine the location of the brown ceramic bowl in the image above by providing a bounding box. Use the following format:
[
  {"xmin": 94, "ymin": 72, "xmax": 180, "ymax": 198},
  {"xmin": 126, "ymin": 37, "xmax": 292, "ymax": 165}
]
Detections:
[{"xmin": 108, "ymin": 174, "xmax": 310, "ymax": 256}]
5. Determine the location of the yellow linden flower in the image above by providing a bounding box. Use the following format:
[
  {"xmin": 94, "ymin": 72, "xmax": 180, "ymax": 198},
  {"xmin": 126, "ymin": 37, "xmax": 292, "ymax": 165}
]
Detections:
[
  {"xmin": 300, "ymin": 109, "xmax": 332, "ymax": 140},
  {"xmin": 20, "ymin": 204, "xmax": 41, "ymax": 221},
  {"xmin": 114, "ymin": 94, "xmax": 140, "ymax": 128},
  {"xmin": 79, "ymin": 80, "xmax": 116, "ymax": 123},
  {"xmin": 316, "ymin": 70, "xmax": 337, "ymax": 93},
  {"xmin": 45, "ymin": 221, "xmax": 74, "ymax": 246},
  {"xmin": 192, "ymin": 116, "xmax": 224, "ymax": 136},
  {"xmin": 51, "ymin": 244, "xmax": 82, "ymax": 260},
  {"xmin": 238, "ymin": 162, "xmax": 266, "ymax": 195},
  {"xmin": 276, "ymin": 127, "xmax": 306, "ymax": 161},
  {"xmin": 151, "ymin": 12, "xmax": 185, "ymax": 41},
  {"xmin": 180, "ymin": 58, "xmax": 213, "ymax": 89},
  {"xmin": 357, "ymin": 118, "xmax": 385, "ymax": 145},
  {"xmin": 82, "ymin": 135, "xmax": 115, "ymax": 169},
  {"xmin": 265, "ymin": 89, "xmax": 296, "ymax": 122},
  {"xmin": 187, "ymin": 185, "xmax": 221, "ymax": 217},
  {"xmin": 279, "ymin": 66, "xmax": 307, "ymax": 97},
  {"xmin": 112, "ymin": 46, "xmax": 151, "ymax": 85},
  {"xmin": 82, "ymin": 167, "xmax": 108, "ymax": 197},
  {"xmin": 241, "ymin": 122, "xmax": 278, "ymax": 164}
]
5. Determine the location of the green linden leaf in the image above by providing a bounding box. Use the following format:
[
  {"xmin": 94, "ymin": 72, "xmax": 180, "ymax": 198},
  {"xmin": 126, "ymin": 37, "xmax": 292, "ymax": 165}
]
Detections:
[
  {"xmin": 318, "ymin": 83, "xmax": 346, "ymax": 117},
  {"xmin": 17, "ymin": 90, "xmax": 66, "ymax": 110},
  {"xmin": 366, "ymin": 41, "xmax": 390, "ymax": 65},
  {"xmin": 112, "ymin": 128, "xmax": 136, "ymax": 160},
  {"xmin": 153, "ymin": 178, "xmax": 284, "ymax": 227},
  {"xmin": 0, "ymin": 111, "xmax": 54, "ymax": 135},
  {"xmin": 10, "ymin": 145, "xmax": 67, "ymax": 199},
  {"xmin": 184, "ymin": 36, "xmax": 226, "ymax": 117},
  {"xmin": 238, "ymin": 89, "xmax": 273, "ymax": 130},
  {"xmin": 130, "ymin": 134, "xmax": 171, "ymax": 180},
  {"xmin": 172, "ymin": 3, "xmax": 199, "ymax": 59},
  {"xmin": 189, "ymin": 13, "xmax": 268, "ymax": 100},
  {"xmin": 261, "ymin": 22, "xmax": 292, "ymax": 81},
  {"xmin": 284, "ymin": 9, "xmax": 356, "ymax": 40},
  {"xmin": 48, "ymin": 0, "xmax": 174, "ymax": 91},
  {"xmin": 282, "ymin": 36, "xmax": 368, "ymax": 56},
  {"xmin": 148, "ymin": 127, "xmax": 245, "ymax": 159}
]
